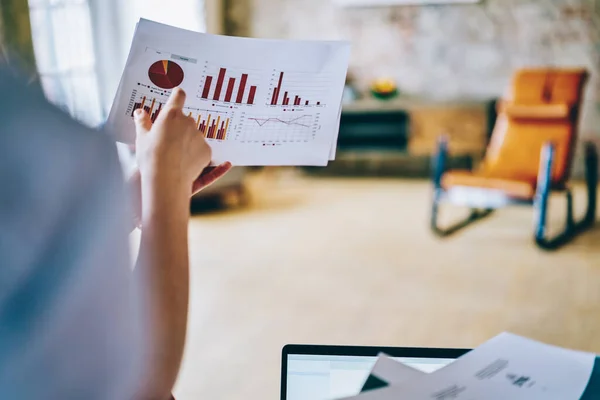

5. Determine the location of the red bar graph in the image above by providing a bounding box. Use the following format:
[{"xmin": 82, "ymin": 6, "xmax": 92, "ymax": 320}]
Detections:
[
  {"xmin": 195, "ymin": 113, "xmax": 230, "ymax": 141},
  {"xmin": 271, "ymin": 71, "xmax": 284, "ymax": 105},
  {"xmin": 132, "ymin": 96, "xmax": 164, "ymax": 123},
  {"xmin": 270, "ymin": 71, "xmax": 323, "ymax": 106},
  {"xmin": 202, "ymin": 67, "xmax": 258, "ymax": 105},
  {"xmin": 216, "ymin": 121, "xmax": 226, "ymax": 140},
  {"xmin": 213, "ymin": 68, "xmax": 226, "ymax": 101},
  {"xmin": 151, "ymin": 102, "xmax": 162, "ymax": 122},
  {"xmin": 225, "ymin": 77, "xmax": 236, "ymax": 102},
  {"xmin": 248, "ymin": 86, "xmax": 257, "ymax": 105},
  {"xmin": 236, "ymin": 74, "xmax": 248, "ymax": 103},
  {"xmin": 201, "ymin": 76, "xmax": 212, "ymax": 99}
]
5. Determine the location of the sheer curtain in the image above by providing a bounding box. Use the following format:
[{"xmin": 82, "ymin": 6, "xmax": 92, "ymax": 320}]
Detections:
[{"xmin": 28, "ymin": 0, "xmax": 207, "ymax": 128}]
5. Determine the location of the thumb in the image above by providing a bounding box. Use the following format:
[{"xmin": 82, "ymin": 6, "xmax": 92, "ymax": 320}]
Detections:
[
  {"xmin": 192, "ymin": 162, "xmax": 233, "ymax": 195},
  {"xmin": 134, "ymin": 109, "xmax": 152, "ymax": 135}
]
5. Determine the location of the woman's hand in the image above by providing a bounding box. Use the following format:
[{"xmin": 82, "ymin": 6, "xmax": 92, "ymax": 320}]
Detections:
[
  {"xmin": 135, "ymin": 87, "xmax": 211, "ymax": 198},
  {"xmin": 131, "ymin": 87, "xmax": 231, "ymax": 225}
]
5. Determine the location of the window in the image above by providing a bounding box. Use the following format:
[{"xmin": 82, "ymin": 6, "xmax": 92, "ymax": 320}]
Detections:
[
  {"xmin": 29, "ymin": 0, "xmax": 206, "ymax": 127},
  {"xmin": 29, "ymin": 0, "xmax": 103, "ymax": 126}
]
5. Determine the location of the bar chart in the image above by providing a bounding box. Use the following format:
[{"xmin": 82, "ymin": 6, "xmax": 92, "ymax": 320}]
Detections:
[
  {"xmin": 127, "ymin": 90, "xmax": 231, "ymax": 141},
  {"xmin": 268, "ymin": 70, "xmax": 329, "ymax": 107},
  {"xmin": 130, "ymin": 90, "xmax": 165, "ymax": 122},
  {"xmin": 199, "ymin": 63, "xmax": 259, "ymax": 105},
  {"xmin": 192, "ymin": 112, "xmax": 231, "ymax": 141}
]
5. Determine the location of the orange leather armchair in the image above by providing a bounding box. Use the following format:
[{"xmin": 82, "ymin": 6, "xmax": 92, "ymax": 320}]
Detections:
[{"xmin": 431, "ymin": 68, "xmax": 597, "ymax": 249}]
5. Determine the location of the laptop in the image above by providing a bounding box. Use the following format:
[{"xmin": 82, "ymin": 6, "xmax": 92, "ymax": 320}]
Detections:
[{"xmin": 281, "ymin": 344, "xmax": 470, "ymax": 400}]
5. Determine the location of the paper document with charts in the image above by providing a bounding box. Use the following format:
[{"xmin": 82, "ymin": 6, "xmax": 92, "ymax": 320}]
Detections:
[
  {"xmin": 343, "ymin": 333, "xmax": 600, "ymax": 400},
  {"xmin": 107, "ymin": 19, "xmax": 351, "ymax": 166}
]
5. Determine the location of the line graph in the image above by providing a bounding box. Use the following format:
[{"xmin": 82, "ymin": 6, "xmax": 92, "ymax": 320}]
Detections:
[
  {"xmin": 237, "ymin": 112, "xmax": 320, "ymax": 143},
  {"xmin": 248, "ymin": 115, "xmax": 312, "ymax": 128}
]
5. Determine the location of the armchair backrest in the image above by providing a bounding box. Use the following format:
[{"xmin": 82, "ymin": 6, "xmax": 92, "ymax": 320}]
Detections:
[{"xmin": 481, "ymin": 68, "xmax": 588, "ymax": 185}]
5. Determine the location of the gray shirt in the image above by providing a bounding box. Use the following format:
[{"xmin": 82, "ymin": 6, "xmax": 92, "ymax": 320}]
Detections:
[{"xmin": 0, "ymin": 65, "xmax": 145, "ymax": 399}]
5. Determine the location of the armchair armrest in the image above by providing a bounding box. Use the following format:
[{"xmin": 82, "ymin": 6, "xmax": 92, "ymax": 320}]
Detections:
[
  {"xmin": 432, "ymin": 135, "xmax": 449, "ymax": 189},
  {"xmin": 534, "ymin": 142, "xmax": 555, "ymax": 239},
  {"xmin": 536, "ymin": 142, "xmax": 555, "ymax": 195}
]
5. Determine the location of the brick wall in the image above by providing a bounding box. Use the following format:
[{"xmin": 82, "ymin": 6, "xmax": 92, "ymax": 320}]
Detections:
[{"xmin": 233, "ymin": 0, "xmax": 600, "ymax": 176}]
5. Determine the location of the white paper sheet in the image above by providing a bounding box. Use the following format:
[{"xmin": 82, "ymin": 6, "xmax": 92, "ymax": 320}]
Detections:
[
  {"xmin": 341, "ymin": 333, "xmax": 597, "ymax": 400},
  {"xmin": 366, "ymin": 354, "xmax": 425, "ymax": 387},
  {"xmin": 106, "ymin": 19, "xmax": 351, "ymax": 166},
  {"xmin": 330, "ymin": 103, "xmax": 343, "ymax": 160}
]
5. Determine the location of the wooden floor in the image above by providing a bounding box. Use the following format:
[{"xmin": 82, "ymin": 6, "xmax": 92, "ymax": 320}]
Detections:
[{"xmin": 173, "ymin": 169, "xmax": 600, "ymax": 399}]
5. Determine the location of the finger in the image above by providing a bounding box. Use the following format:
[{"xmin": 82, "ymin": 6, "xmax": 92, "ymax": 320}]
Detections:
[
  {"xmin": 199, "ymin": 166, "xmax": 216, "ymax": 175},
  {"xmin": 193, "ymin": 162, "xmax": 232, "ymax": 193},
  {"xmin": 165, "ymin": 87, "xmax": 186, "ymax": 110},
  {"xmin": 185, "ymin": 115, "xmax": 198, "ymax": 130},
  {"xmin": 192, "ymin": 162, "xmax": 233, "ymax": 195},
  {"xmin": 133, "ymin": 109, "xmax": 152, "ymax": 135}
]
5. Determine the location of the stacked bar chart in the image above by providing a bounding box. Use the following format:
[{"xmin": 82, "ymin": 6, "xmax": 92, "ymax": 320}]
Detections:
[
  {"xmin": 200, "ymin": 66, "xmax": 258, "ymax": 105},
  {"xmin": 131, "ymin": 93, "xmax": 164, "ymax": 123},
  {"xmin": 270, "ymin": 71, "xmax": 324, "ymax": 106},
  {"xmin": 192, "ymin": 112, "xmax": 231, "ymax": 141},
  {"xmin": 128, "ymin": 90, "xmax": 230, "ymax": 141}
]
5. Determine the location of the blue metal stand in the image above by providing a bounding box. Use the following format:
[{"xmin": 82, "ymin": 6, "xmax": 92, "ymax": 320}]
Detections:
[{"xmin": 430, "ymin": 138, "xmax": 598, "ymax": 250}]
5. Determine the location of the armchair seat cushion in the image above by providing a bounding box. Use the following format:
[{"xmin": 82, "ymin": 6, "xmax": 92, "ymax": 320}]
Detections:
[{"xmin": 442, "ymin": 170, "xmax": 536, "ymax": 200}]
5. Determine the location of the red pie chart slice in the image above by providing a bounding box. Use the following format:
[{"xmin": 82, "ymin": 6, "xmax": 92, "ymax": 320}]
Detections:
[{"xmin": 148, "ymin": 60, "xmax": 184, "ymax": 89}]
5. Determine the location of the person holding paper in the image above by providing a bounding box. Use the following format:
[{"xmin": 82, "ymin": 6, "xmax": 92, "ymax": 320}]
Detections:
[
  {"xmin": 128, "ymin": 87, "xmax": 232, "ymax": 399},
  {"xmin": 0, "ymin": 56, "xmax": 229, "ymax": 400}
]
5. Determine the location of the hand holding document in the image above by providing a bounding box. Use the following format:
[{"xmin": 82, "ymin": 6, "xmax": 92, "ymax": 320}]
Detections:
[
  {"xmin": 346, "ymin": 333, "xmax": 600, "ymax": 400},
  {"xmin": 107, "ymin": 19, "xmax": 351, "ymax": 166}
]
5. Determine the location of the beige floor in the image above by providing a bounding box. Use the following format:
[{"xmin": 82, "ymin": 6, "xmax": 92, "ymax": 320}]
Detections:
[{"xmin": 173, "ymin": 170, "xmax": 600, "ymax": 400}]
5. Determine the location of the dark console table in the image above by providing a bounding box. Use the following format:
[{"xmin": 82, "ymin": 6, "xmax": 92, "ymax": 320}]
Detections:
[{"xmin": 305, "ymin": 96, "xmax": 497, "ymax": 177}]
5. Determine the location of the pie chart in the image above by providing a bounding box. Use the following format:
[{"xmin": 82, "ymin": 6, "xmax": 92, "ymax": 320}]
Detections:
[{"xmin": 148, "ymin": 60, "xmax": 184, "ymax": 89}]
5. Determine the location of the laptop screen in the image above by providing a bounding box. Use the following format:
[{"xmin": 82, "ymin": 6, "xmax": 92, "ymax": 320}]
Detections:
[{"xmin": 286, "ymin": 354, "xmax": 455, "ymax": 400}]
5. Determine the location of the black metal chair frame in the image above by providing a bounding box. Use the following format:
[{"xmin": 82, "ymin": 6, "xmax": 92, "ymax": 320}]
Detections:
[{"xmin": 431, "ymin": 137, "xmax": 598, "ymax": 250}]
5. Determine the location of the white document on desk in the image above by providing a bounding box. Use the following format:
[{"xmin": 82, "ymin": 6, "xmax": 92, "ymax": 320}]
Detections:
[
  {"xmin": 107, "ymin": 19, "xmax": 351, "ymax": 166},
  {"xmin": 341, "ymin": 332, "xmax": 599, "ymax": 400}
]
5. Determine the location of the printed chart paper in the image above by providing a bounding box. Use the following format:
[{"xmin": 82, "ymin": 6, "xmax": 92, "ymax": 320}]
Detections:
[
  {"xmin": 342, "ymin": 333, "xmax": 600, "ymax": 400},
  {"xmin": 107, "ymin": 19, "xmax": 351, "ymax": 166}
]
